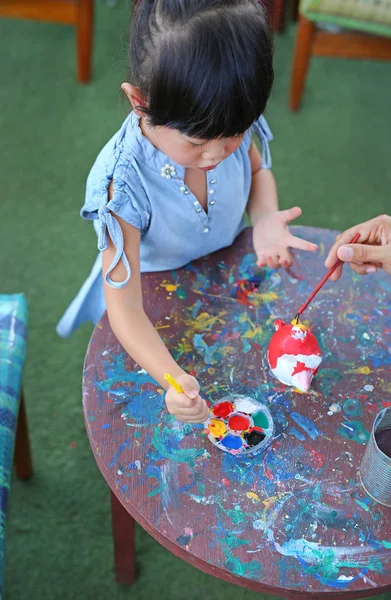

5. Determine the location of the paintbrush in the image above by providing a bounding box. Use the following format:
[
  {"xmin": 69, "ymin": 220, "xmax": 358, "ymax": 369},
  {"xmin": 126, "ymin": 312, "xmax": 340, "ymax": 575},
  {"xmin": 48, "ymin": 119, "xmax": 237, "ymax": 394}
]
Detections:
[
  {"xmin": 164, "ymin": 373, "xmax": 184, "ymax": 393},
  {"xmin": 292, "ymin": 233, "xmax": 360, "ymax": 324}
]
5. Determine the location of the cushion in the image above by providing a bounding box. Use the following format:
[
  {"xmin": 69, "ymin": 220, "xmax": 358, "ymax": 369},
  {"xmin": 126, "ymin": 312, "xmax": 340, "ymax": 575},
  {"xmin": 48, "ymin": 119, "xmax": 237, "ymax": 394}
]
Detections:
[{"xmin": 301, "ymin": 0, "xmax": 391, "ymax": 37}]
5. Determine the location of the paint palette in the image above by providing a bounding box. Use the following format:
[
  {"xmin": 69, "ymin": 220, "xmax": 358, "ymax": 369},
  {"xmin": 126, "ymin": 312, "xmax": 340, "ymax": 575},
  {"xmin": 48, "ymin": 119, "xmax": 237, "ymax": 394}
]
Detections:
[{"xmin": 205, "ymin": 395, "xmax": 274, "ymax": 457}]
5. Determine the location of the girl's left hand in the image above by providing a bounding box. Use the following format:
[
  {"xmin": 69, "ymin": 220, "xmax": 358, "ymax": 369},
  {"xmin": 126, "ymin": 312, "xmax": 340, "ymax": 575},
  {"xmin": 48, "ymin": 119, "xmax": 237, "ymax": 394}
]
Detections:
[{"xmin": 252, "ymin": 206, "xmax": 318, "ymax": 269}]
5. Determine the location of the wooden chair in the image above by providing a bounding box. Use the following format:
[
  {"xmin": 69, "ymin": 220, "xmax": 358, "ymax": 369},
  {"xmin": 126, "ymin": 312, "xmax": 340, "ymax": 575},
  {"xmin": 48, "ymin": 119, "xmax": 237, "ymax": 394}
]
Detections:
[
  {"xmin": 0, "ymin": 0, "xmax": 94, "ymax": 83},
  {"xmin": 289, "ymin": 0, "xmax": 391, "ymax": 110}
]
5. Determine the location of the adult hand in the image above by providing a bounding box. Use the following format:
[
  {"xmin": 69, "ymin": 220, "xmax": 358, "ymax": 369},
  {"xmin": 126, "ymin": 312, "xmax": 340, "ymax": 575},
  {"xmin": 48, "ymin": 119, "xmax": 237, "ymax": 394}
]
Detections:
[{"xmin": 325, "ymin": 215, "xmax": 391, "ymax": 280}]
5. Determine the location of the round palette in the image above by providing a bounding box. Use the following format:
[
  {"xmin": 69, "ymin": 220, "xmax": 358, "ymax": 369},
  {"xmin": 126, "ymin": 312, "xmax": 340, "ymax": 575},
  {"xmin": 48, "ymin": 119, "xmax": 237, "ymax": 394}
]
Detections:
[{"xmin": 205, "ymin": 395, "xmax": 274, "ymax": 457}]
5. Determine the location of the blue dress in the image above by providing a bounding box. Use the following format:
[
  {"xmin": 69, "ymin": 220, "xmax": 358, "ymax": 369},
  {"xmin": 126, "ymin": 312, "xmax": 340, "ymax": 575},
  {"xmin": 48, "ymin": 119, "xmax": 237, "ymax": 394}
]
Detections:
[{"xmin": 56, "ymin": 112, "xmax": 273, "ymax": 337}]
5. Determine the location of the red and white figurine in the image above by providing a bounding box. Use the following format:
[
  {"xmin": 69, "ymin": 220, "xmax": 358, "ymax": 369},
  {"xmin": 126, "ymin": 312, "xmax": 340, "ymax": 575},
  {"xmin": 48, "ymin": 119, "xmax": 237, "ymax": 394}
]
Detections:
[{"xmin": 267, "ymin": 319, "xmax": 322, "ymax": 393}]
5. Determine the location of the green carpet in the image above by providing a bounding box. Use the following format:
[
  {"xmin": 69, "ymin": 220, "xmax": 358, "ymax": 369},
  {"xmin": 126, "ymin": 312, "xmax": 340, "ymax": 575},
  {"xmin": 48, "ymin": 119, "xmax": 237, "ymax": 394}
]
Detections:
[{"xmin": 1, "ymin": 2, "xmax": 390, "ymax": 599}]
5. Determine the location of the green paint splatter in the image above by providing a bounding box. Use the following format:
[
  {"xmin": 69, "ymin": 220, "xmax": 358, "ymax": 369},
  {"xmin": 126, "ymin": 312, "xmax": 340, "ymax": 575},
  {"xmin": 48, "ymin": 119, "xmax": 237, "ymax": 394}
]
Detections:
[
  {"xmin": 220, "ymin": 537, "xmax": 261, "ymax": 579},
  {"xmin": 312, "ymin": 483, "xmax": 322, "ymax": 503},
  {"xmin": 176, "ymin": 288, "xmax": 187, "ymax": 300},
  {"xmin": 225, "ymin": 533, "xmax": 250, "ymax": 550},
  {"xmin": 217, "ymin": 497, "xmax": 247, "ymax": 524},
  {"xmin": 337, "ymin": 420, "xmax": 369, "ymax": 445},
  {"xmin": 226, "ymin": 505, "xmax": 246, "ymax": 525},
  {"xmin": 382, "ymin": 540, "xmax": 391, "ymax": 548},
  {"xmin": 183, "ymin": 424, "xmax": 193, "ymax": 436},
  {"xmin": 318, "ymin": 368, "xmax": 344, "ymax": 395},
  {"xmin": 224, "ymin": 557, "xmax": 245, "ymax": 576},
  {"xmin": 343, "ymin": 398, "xmax": 362, "ymax": 418},
  {"xmin": 148, "ymin": 487, "xmax": 161, "ymax": 498},
  {"xmin": 367, "ymin": 556, "xmax": 385, "ymax": 573}
]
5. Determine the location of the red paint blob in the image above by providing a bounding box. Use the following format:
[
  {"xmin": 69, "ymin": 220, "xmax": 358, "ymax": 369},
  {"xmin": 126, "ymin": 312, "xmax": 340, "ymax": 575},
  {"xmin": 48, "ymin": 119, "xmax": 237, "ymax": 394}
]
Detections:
[
  {"xmin": 213, "ymin": 401, "xmax": 234, "ymax": 418},
  {"xmin": 222, "ymin": 478, "xmax": 230, "ymax": 487},
  {"xmin": 228, "ymin": 414, "xmax": 250, "ymax": 431}
]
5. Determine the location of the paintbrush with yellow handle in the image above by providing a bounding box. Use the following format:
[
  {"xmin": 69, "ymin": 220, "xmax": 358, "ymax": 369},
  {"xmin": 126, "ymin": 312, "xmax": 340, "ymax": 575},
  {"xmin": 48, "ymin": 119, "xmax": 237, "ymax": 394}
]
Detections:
[{"xmin": 164, "ymin": 373, "xmax": 184, "ymax": 394}]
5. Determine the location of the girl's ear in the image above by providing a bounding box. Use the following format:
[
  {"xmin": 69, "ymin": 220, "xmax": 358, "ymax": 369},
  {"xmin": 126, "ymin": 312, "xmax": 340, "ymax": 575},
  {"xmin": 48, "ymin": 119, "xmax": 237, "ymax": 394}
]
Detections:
[{"xmin": 121, "ymin": 83, "xmax": 148, "ymax": 116}]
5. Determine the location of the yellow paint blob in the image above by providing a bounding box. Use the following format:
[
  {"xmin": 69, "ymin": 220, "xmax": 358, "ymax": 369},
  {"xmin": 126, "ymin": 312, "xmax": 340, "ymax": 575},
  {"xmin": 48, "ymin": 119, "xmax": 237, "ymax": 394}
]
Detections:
[
  {"xmin": 246, "ymin": 492, "xmax": 260, "ymax": 501},
  {"xmin": 347, "ymin": 366, "xmax": 371, "ymax": 375},
  {"xmin": 244, "ymin": 326, "xmax": 263, "ymax": 339},
  {"xmin": 258, "ymin": 292, "xmax": 278, "ymax": 303},
  {"xmin": 208, "ymin": 419, "xmax": 227, "ymax": 438},
  {"xmin": 161, "ymin": 281, "xmax": 179, "ymax": 292},
  {"xmin": 291, "ymin": 317, "xmax": 308, "ymax": 330}
]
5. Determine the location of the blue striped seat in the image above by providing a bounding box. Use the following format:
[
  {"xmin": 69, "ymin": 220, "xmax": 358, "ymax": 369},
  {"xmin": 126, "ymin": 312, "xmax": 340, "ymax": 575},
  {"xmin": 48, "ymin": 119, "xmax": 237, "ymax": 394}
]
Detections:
[{"xmin": 0, "ymin": 294, "xmax": 30, "ymax": 599}]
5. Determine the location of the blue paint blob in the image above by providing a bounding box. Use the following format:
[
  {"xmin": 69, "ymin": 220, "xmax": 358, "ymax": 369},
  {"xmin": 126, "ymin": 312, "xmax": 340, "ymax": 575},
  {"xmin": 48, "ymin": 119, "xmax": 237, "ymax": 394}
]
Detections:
[
  {"xmin": 291, "ymin": 412, "xmax": 322, "ymax": 440},
  {"xmin": 221, "ymin": 434, "xmax": 243, "ymax": 450},
  {"xmin": 290, "ymin": 427, "xmax": 306, "ymax": 441}
]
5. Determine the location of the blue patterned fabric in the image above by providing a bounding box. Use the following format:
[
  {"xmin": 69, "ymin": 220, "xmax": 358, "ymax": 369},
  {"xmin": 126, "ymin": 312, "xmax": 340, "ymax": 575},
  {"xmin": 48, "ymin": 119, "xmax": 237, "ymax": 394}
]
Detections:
[{"xmin": 0, "ymin": 294, "xmax": 28, "ymax": 599}]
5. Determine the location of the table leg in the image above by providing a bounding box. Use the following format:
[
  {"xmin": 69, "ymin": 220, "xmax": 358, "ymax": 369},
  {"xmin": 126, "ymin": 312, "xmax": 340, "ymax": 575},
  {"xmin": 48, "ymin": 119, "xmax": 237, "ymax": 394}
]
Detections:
[
  {"xmin": 14, "ymin": 388, "xmax": 33, "ymax": 480},
  {"xmin": 110, "ymin": 491, "xmax": 136, "ymax": 584}
]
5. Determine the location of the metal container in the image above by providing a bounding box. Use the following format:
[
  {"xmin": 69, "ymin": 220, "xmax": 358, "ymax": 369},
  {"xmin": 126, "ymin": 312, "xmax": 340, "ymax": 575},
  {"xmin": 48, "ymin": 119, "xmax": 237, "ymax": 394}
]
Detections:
[{"xmin": 359, "ymin": 406, "xmax": 391, "ymax": 508}]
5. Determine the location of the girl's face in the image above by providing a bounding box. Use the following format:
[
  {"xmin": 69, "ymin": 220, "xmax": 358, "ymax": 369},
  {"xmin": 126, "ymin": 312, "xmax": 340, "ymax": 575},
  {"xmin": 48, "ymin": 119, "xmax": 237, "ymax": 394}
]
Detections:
[
  {"xmin": 143, "ymin": 120, "xmax": 245, "ymax": 171},
  {"xmin": 122, "ymin": 84, "xmax": 245, "ymax": 170}
]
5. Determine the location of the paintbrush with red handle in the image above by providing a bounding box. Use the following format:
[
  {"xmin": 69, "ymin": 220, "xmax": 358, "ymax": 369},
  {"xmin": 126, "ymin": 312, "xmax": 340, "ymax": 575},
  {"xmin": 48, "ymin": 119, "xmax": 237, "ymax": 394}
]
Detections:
[{"xmin": 293, "ymin": 233, "xmax": 360, "ymax": 323}]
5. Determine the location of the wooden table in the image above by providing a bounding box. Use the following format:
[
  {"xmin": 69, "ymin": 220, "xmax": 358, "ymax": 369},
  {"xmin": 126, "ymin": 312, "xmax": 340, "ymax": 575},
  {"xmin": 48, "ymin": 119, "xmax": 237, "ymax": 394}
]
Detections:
[{"xmin": 83, "ymin": 227, "xmax": 391, "ymax": 600}]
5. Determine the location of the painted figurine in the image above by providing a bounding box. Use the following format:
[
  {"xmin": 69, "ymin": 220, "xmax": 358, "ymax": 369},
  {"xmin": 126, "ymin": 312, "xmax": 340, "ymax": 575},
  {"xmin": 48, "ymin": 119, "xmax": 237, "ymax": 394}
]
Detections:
[{"xmin": 267, "ymin": 319, "xmax": 322, "ymax": 393}]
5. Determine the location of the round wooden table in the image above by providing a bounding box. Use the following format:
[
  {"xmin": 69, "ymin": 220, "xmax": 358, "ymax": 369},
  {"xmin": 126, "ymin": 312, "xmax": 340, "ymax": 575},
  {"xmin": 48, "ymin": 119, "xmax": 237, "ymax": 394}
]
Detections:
[{"xmin": 83, "ymin": 227, "xmax": 391, "ymax": 600}]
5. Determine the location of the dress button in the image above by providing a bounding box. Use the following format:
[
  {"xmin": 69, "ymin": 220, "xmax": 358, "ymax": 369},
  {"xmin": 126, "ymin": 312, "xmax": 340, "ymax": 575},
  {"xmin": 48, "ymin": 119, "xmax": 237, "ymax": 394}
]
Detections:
[
  {"xmin": 184, "ymin": 190, "xmax": 190, "ymax": 195},
  {"xmin": 196, "ymin": 207, "xmax": 202, "ymax": 213},
  {"xmin": 211, "ymin": 179, "xmax": 216, "ymax": 184},
  {"xmin": 204, "ymin": 227, "xmax": 209, "ymax": 233},
  {"xmin": 209, "ymin": 189, "xmax": 215, "ymax": 195},
  {"xmin": 210, "ymin": 200, "xmax": 215, "ymax": 206},
  {"xmin": 180, "ymin": 186, "xmax": 186, "ymax": 192}
]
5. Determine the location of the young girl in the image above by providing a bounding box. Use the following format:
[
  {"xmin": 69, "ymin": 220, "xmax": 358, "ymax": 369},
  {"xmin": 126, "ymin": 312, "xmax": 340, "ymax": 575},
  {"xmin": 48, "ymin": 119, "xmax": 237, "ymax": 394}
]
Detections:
[{"xmin": 57, "ymin": 0, "xmax": 317, "ymax": 423}]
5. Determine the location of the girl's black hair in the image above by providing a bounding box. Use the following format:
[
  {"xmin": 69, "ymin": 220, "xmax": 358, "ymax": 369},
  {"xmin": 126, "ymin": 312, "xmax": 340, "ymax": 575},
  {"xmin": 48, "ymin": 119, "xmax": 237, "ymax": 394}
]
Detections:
[{"xmin": 129, "ymin": 0, "xmax": 274, "ymax": 139}]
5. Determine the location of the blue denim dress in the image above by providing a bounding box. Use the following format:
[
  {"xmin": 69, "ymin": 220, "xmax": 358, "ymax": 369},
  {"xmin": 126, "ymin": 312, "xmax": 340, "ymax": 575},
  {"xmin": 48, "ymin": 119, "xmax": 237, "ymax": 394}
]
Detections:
[{"xmin": 56, "ymin": 112, "xmax": 272, "ymax": 337}]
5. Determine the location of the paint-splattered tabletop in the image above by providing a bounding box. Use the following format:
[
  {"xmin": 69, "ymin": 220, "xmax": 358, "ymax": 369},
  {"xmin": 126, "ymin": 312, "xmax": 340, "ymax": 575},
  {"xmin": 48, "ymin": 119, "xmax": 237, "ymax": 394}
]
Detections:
[{"xmin": 83, "ymin": 227, "xmax": 391, "ymax": 599}]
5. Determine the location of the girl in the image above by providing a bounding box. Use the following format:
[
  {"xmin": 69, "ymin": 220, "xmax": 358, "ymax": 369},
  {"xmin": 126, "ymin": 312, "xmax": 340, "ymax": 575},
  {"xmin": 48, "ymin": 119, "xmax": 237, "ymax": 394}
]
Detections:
[{"xmin": 57, "ymin": 0, "xmax": 318, "ymax": 422}]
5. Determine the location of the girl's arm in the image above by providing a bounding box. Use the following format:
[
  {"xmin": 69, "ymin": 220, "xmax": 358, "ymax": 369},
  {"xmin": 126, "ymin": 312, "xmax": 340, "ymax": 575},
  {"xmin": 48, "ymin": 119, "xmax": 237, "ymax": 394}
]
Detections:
[
  {"xmin": 246, "ymin": 141, "xmax": 278, "ymax": 224},
  {"xmin": 102, "ymin": 183, "xmax": 209, "ymax": 423}
]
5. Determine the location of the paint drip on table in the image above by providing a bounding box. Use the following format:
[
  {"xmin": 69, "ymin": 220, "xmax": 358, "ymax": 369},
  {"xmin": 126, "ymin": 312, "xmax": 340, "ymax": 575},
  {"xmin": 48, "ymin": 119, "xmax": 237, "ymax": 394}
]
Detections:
[
  {"xmin": 205, "ymin": 394, "xmax": 274, "ymax": 456},
  {"xmin": 267, "ymin": 318, "xmax": 322, "ymax": 393}
]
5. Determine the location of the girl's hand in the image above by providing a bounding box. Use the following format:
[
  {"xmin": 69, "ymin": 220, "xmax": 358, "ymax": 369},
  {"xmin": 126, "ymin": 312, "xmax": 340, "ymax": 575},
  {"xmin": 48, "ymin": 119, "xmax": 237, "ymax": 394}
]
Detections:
[
  {"xmin": 165, "ymin": 373, "xmax": 210, "ymax": 423},
  {"xmin": 325, "ymin": 214, "xmax": 391, "ymax": 280},
  {"xmin": 253, "ymin": 206, "xmax": 318, "ymax": 269}
]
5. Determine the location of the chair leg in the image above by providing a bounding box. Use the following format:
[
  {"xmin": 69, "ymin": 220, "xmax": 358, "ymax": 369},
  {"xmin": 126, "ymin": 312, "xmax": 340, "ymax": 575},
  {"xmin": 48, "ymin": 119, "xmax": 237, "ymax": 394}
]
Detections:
[
  {"xmin": 111, "ymin": 491, "xmax": 136, "ymax": 584},
  {"xmin": 293, "ymin": 0, "xmax": 300, "ymax": 20},
  {"xmin": 14, "ymin": 389, "xmax": 33, "ymax": 480},
  {"xmin": 76, "ymin": 0, "xmax": 94, "ymax": 83},
  {"xmin": 273, "ymin": 0, "xmax": 287, "ymax": 32},
  {"xmin": 289, "ymin": 15, "xmax": 316, "ymax": 111}
]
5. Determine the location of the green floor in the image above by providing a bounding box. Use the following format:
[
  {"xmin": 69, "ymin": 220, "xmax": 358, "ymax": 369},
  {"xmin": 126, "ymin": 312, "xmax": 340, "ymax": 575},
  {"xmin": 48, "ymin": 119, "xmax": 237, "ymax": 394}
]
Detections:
[{"xmin": 1, "ymin": 2, "xmax": 391, "ymax": 599}]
